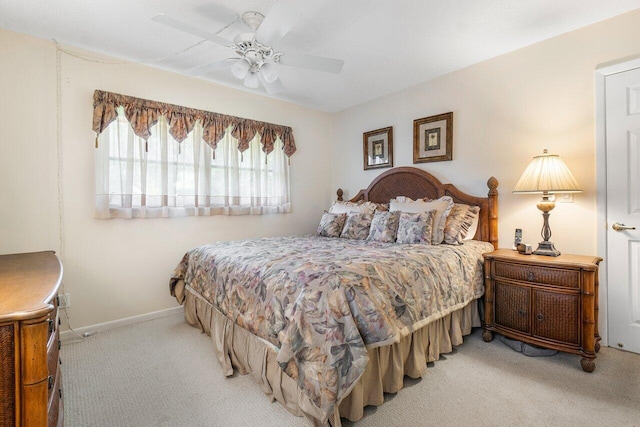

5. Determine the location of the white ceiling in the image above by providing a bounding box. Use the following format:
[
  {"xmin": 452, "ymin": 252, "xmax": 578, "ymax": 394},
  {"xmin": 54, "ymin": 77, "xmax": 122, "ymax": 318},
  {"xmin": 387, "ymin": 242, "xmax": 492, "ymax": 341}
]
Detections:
[{"xmin": 1, "ymin": 0, "xmax": 640, "ymax": 112}]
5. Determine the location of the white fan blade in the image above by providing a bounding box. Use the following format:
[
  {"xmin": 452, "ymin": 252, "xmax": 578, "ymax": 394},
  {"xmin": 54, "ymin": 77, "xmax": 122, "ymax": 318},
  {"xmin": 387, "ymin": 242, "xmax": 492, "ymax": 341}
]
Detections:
[
  {"xmin": 279, "ymin": 53, "xmax": 344, "ymax": 74},
  {"xmin": 194, "ymin": 3, "xmax": 239, "ymax": 29},
  {"xmin": 258, "ymin": 74, "xmax": 285, "ymax": 95},
  {"xmin": 255, "ymin": 2, "xmax": 301, "ymax": 46},
  {"xmin": 184, "ymin": 59, "xmax": 237, "ymax": 76},
  {"xmin": 151, "ymin": 14, "xmax": 232, "ymax": 47}
]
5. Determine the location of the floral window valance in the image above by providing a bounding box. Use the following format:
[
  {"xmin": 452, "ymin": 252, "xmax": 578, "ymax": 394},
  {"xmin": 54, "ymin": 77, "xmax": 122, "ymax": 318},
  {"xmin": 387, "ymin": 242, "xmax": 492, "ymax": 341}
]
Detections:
[{"xmin": 91, "ymin": 90, "xmax": 296, "ymax": 158}]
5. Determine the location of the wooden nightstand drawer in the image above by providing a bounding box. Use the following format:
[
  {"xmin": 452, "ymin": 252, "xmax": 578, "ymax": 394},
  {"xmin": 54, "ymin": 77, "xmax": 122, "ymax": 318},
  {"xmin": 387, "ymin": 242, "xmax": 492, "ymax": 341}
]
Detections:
[
  {"xmin": 494, "ymin": 261, "xmax": 580, "ymax": 288},
  {"xmin": 533, "ymin": 289, "xmax": 579, "ymax": 345},
  {"xmin": 494, "ymin": 281, "xmax": 530, "ymax": 334}
]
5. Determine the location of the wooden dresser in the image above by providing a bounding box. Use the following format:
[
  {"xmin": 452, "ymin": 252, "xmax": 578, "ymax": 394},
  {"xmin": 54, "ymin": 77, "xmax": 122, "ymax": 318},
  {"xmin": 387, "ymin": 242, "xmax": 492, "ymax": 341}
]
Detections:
[
  {"xmin": 482, "ymin": 249, "xmax": 602, "ymax": 372},
  {"xmin": 0, "ymin": 251, "xmax": 64, "ymax": 426}
]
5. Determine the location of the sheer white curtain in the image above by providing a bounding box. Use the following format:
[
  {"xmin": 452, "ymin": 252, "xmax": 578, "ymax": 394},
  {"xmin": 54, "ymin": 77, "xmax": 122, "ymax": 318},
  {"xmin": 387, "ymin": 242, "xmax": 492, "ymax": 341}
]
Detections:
[{"xmin": 95, "ymin": 108, "xmax": 291, "ymax": 218}]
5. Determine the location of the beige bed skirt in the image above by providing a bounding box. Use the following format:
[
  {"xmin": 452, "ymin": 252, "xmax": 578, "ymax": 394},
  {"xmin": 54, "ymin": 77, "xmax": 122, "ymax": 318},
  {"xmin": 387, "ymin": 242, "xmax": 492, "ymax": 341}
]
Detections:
[{"xmin": 174, "ymin": 281, "xmax": 480, "ymax": 426}]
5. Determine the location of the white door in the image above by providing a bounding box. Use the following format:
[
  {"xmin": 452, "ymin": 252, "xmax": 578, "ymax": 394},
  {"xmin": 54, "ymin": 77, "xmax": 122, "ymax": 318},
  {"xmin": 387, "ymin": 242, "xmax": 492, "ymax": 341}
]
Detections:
[{"xmin": 606, "ymin": 66, "xmax": 640, "ymax": 354}]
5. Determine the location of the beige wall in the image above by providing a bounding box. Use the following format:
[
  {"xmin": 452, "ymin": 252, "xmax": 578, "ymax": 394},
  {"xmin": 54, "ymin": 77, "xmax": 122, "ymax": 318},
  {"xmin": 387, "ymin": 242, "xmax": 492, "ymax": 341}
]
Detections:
[
  {"xmin": 0, "ymin": 29, "xmax": 332, "ymax": 328},
  {"xmin": 332, "ymin": 9, "xmax": 640, "ymax": 257},
  {"xmin": 0, "ymin": 32, "xmax": 58, "ymax": 254}
]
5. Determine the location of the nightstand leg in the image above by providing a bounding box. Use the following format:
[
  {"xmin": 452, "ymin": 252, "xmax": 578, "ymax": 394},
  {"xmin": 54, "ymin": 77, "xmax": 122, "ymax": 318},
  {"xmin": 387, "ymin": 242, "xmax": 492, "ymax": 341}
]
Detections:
[
  {"xmin": 580, "ymin": 357, "xmax": 595, "ymax": 373},
  {"xmin": 595, "ymin": 341, "xmax": 601, "ymax": 353},
  {"xmin": 482, "ymin": 329, "xmax": 493, "ymax": 342}
]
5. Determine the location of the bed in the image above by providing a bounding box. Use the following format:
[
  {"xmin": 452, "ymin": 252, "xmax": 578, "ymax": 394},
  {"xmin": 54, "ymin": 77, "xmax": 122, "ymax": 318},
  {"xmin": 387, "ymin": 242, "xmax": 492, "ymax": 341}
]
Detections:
[{"xmin": 170, "ymin": 167, "xmax": 499, "ymax": 426}]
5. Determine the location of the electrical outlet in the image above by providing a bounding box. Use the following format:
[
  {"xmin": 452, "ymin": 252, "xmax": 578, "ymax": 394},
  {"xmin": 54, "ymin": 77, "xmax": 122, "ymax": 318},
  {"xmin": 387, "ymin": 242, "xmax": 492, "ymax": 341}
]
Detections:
[
  {"xmin": 559, "ymin": 193, "xmax": 574, "ymax": 203},
  {"xmin": 58, "ymin": 293, "xmax": 70, "ymax": 309}
]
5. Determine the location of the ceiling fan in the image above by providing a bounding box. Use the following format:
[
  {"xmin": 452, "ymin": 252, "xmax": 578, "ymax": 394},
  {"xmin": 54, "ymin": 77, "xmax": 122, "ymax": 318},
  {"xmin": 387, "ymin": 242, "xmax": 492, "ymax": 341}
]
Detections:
[{"xmin": 151, "ymin": 3, "xmax": 344, "ymax": 94}]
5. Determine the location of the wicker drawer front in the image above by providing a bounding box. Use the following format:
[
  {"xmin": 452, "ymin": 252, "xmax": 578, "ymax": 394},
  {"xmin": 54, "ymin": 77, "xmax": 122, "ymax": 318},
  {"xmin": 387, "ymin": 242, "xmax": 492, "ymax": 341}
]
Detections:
[
  {"xmin": 0, "ymin": 324, "xmax": 16, "ymax": 426},
  {"xmin": 533, "ymin": 289, "xmax": 580, "ymax": 345},
  {"xmin": 494, "ymin": 281, "xmax": 530, "ymax": 334},
  {"xmin": 494, "ymin": 261, "xmax": 579, "ymax": 288}
]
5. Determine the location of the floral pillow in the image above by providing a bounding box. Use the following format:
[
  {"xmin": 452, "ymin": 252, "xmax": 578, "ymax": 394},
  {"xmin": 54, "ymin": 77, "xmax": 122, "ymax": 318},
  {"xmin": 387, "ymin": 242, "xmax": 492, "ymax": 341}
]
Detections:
[
  {"xmin": 316, "ymin": 212, "xmax": 347, "ymax": 238},
  {"xmin": 340, "ymin": 212, "xmax": 374, "ymax": 240},
  {"xmin": 329, "ymin": 200, "xmax": 377, "ymax": 215},
  {"xmin": 389, "ymin": 196, "xmax": 454, "ymax": 245},
  {"xmin": 367, "ymin": 211, "xmax": 400, "ymax": 243},
  {"xmin": 396, "ymin": 211, "xmax": 436, "ymax": 244},
  {"xmin": 443, "ymin": 204, "xmax": 481, "ymax": 245}
]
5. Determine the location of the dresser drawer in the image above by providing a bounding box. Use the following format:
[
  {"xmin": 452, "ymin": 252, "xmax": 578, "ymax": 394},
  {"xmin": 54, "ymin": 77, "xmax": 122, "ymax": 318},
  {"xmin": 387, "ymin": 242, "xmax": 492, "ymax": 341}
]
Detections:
[
  {"xmin": 47, "ymin": 367, "xmax": 62, "ymax": 427},
  {"xmin": 494, "ymin": 261, "xmax": 580, "ymax": 288},
  {"xmin": 47, "ymin": 326, "xmax": 60, "ymax": 402},
  {"xmin": 21, "ymin": 319, "xmax": 50, "ymax": 384}
]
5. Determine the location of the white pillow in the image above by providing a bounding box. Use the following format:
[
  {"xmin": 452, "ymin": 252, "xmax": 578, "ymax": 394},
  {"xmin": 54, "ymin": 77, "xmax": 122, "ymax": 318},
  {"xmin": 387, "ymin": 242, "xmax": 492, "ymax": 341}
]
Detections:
[
  {"xmin": 390, "ymin": 196, "xmax": 454, "ymax": 244},
  {"xmin": 329, "ymin": 201, "xmax": 377, "ymax": 215}
]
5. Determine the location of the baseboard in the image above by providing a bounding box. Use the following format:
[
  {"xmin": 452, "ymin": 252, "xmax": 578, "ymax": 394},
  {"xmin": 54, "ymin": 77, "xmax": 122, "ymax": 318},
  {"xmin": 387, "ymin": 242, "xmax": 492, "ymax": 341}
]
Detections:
[{"xmin": 60, "ymin": 305, "xmax": 184, "ymax": 342}]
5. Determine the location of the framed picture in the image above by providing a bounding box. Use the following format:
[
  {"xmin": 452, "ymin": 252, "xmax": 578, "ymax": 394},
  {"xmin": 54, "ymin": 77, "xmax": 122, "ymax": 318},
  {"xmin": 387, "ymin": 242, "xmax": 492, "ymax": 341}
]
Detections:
[
  {"xmin": 413, "ymin": 112, "xmax": 453, "ymax": 163},
  {"xmin": 363, "ymin": 126, "xmax": 393, "ymax": 170}
]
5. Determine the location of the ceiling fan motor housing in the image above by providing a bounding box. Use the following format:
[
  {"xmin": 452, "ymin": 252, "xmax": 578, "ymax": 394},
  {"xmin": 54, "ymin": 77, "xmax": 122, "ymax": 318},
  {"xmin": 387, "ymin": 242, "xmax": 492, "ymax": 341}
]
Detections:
[{"xmin": 242, "ymin": 11, "xmax": 264, "ymax": 31}]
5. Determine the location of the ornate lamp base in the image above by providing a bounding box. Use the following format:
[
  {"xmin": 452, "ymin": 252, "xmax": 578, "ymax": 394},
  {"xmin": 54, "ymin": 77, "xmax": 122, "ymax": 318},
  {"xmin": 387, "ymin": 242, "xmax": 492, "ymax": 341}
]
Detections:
[
  {"xmin": 534, "ymin": 241, "xmax": 561, "ymax": 257},
  {"xmin": 533, "ymin": 195, "xmax": 561, "ymax": 257}
]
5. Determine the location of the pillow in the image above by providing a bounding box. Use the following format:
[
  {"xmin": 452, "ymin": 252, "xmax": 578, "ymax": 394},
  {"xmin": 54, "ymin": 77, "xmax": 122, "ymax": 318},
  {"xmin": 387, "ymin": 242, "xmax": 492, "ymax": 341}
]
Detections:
[
  {"xmin": 396, "ymin": 211, "xmax": 436, "ymax": 244},
  {"xmin": 463, "ymin": 210, "xmax": 480, "ymax": 240},
  {"xmin": 316, "ymin": 212, "xmax": 347, "ymax": 238},
  {"xmin": 340, "ymin": 212, "xmax": 374, "ymax": 240},
  {"xmin": 389, "ymin": 196, "xmax": 454, "ymax": 244},
  {"xmin": 367, "ymin": 211, "xmax": 400, "ymax": 243},
  {"xmin": 370, "ymin": 202, "xmax": 389, "ymax": 212},
  {"xmin": 443, "ymin": 204, "xmax": 481, "ymax": 244},
  {"xmin": 329, "ymin": 201, "xmax": 377, "ymax": 215}
]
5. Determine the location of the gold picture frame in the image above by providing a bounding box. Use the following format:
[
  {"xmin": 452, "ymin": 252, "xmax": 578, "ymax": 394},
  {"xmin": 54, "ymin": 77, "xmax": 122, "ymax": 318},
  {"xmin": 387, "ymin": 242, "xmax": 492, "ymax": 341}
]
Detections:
[
  {"xmin": 413, "ymin": 112, "xmax": 453, "ymax": 163},
  {"xmin": 363, "ymin": 126, "xmax": 393, "ymax": 170}
]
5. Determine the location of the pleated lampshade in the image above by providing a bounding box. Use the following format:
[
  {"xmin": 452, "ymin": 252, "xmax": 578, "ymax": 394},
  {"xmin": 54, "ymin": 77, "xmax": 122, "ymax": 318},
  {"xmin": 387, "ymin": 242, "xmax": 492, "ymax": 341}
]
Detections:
[{"xmin": 513, "ymin": 149, "xmax": 582, "ymax": 194}]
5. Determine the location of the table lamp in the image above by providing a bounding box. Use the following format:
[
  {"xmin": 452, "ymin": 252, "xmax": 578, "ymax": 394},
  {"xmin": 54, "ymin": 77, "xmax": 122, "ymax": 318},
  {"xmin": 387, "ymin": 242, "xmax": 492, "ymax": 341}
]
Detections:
[{"xmin": 513, "ymin": 149, "xmax": 582, "ymax": 256}]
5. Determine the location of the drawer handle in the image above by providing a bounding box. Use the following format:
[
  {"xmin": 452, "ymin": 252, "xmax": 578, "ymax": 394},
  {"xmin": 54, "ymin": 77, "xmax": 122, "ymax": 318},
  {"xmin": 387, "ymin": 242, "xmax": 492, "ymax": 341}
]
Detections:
[
  {"xmin": 58, "ymin": 340, "xmax": 61, "ymax": 350},
  {"xmin": 48, "ymin": 375, "xmax": 53, "ymax": 390},
  {"xmin": 527, "ymin": 272, "xmax": 535, "ymax": 281},
  {"xmin": 537, "ymin": 314, "xmax": 545, "ymax": 321},
  {"xmin": 59, "ymin": 388, "xmax": 63, "ymax": 399},
  {"xmin": 518, "ymin": 309, "xmax": 527, "ymax": 316}
]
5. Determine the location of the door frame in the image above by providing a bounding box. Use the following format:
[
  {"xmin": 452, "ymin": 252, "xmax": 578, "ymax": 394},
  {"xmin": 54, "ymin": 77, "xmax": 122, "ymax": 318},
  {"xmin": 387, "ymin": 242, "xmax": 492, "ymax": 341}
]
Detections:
[{"xmin": 595, "ymin": 55, "xmax": 640, "ymax": 347}]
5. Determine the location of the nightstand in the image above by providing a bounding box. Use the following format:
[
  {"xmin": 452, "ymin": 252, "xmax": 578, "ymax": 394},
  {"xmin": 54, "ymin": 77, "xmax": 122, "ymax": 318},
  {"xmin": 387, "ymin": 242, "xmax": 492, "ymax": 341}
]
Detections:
[{"xmin": 482, "ymin": 249, "xmax": 602, "ymax": 372}]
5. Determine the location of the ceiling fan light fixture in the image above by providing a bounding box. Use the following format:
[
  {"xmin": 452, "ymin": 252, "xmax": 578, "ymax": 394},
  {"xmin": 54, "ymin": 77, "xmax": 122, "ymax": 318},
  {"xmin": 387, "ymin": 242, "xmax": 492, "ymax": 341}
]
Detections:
[
  {"xmin": 261, "ymin": 63, "xmax": 279, "ymax": 83},
  {"xmin": 244, "ymin": 72, "xmax": 259, "ymax": 88},
  {"xmin": 231, "ymin": 59, "xmax": 250, "ymax": 79}
]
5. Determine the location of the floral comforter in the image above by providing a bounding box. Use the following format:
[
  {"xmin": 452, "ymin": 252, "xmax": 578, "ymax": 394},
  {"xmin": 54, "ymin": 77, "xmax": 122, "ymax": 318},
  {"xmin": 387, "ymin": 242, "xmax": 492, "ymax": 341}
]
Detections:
[{"xmin": 170, "ymin": 236, "xmax": 493, "ymax": 422}]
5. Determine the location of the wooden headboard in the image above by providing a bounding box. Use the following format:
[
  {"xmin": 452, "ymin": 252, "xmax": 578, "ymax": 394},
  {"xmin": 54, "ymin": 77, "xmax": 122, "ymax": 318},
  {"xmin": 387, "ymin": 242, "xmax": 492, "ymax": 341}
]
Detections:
[{"xmin": 337, "ymin": 167, "xmax": 499, "ymax": 248}]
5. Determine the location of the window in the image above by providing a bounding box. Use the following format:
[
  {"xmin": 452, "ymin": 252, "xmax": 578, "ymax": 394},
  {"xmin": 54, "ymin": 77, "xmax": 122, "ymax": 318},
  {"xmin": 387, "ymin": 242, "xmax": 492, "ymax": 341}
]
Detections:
[{"xmin": 95, "ymin": 106, "xmax": 291, "ymax": 218}]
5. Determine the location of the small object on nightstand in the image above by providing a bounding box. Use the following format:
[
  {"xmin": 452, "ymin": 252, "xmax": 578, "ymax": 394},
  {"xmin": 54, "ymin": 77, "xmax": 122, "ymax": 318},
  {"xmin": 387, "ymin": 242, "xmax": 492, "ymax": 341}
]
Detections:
[
  {"xmin": 516, "ymin": 243, "xmax": 533, "ymax": 255},
  {"xmin": 513, "ymin": 228, "xmax": 522, "ymax": 250},
  {"xmin": 482, "ymin": 249, "xmax": 602, "ymax": 372}
]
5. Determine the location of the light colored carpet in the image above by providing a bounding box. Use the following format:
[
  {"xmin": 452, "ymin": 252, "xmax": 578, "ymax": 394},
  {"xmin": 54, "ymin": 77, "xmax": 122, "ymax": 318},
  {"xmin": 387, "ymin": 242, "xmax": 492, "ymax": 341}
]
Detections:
[{"xmin": 62, "ymin": 312, "xmax": 640, "ymax": 426}]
